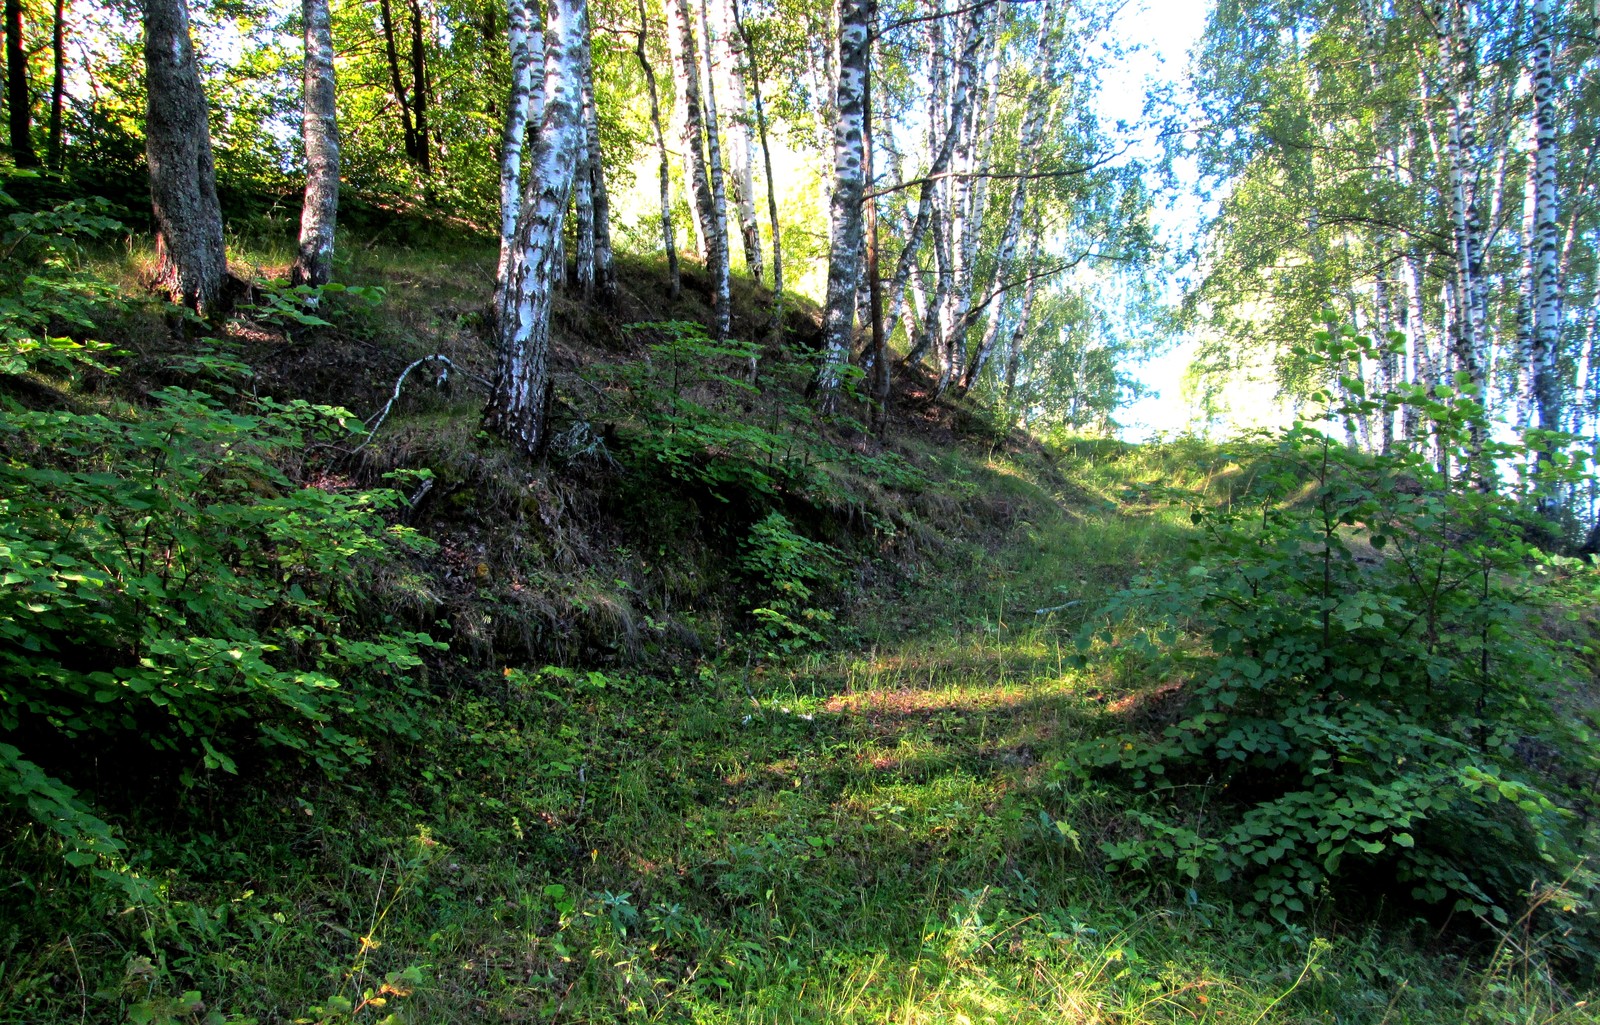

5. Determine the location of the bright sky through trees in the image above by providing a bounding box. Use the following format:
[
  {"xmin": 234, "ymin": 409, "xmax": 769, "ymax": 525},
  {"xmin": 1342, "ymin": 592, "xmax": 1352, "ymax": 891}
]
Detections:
[{"xmin": 1106, "ymin": 0, "xmax": 1209, "ymax": 440}]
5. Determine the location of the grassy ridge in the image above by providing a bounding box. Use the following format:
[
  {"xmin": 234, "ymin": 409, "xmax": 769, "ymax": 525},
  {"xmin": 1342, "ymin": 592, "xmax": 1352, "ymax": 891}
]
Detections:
[{"xmin": 1, "ymin": 232, "xmax": 1594, "ymax": 1024}]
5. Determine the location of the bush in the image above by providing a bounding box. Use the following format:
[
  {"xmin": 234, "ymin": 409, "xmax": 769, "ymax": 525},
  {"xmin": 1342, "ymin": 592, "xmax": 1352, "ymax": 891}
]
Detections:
[
  {"xmin": 0, "ymin": 187, "xmax": 442, "ymax": 895},
  {"xmin": 1070, "ymin": 315, "xmax": 1598, "ymax": 947}
]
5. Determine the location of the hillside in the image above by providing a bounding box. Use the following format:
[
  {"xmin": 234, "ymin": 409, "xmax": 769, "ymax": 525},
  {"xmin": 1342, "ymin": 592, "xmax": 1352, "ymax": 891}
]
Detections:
[{"xmin": 0, "ymin": 209, "xmax": 1596, "ymax": 1025}]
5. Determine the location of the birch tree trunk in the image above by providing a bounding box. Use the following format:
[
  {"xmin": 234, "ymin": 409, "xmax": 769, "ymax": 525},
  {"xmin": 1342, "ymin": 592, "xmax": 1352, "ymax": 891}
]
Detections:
[
  {"xmin": 666, "ymin": 0, "xmax": 714, "ymax": 257},
  {"xmin": 142, "ymin": 0, "xmax": 227, "ymax": 315},
  {"xmin": 6, "ymin": 0, "xmax": 36, "ymax": 166},
  {"xmin": 294, "ymin": 0, "xmax": 340, "ymax": 288},
  {"xmin": 1438, "ymin": 0, "xmax": 1487, "ymax": 400},
  {"xmin": 581, "ymin": 6, "xmax": 617, "ymax": 301},
  {"xmin": 1530, "ymin": 0, "xmax": 1562, "ymax": 438},
  {"xmin": 959, "ymin": 0, "xmax": 1055, "ymax": 393},
  {"xmin": 697, "ymin": 0, "xmax": 731, "ymax": 337},
  {"xmin": 728, "ymin": 0, "xmax": 781, "ymax": 308},
  {"xmin": 718, "ymin": 0, "xmax": 761, "ymax": 282},
  {"xmin": 814, "ymin": 0, "xmax": 870, "ymax": 411},
  {"xmin": 488, "ymin": 0, "xmax": 587, "ymax": 457},
  {"xmin": 573, "ymin": 94, "xmax": 595, "ymax": 293},
  {"xmin": 636, "ymin": 0, "xmax": 679, "ymax": 298},
  {"xmin": 881, "ymin": 4, "xmax": 985, "ymax": 349},
  {"xmin": 495, "ymin": 0, "xmax": 538, "ymax": 324}
]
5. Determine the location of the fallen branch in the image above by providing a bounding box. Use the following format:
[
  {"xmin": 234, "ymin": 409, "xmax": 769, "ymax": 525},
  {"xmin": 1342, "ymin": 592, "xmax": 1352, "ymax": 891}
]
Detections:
[{"xmin": 353, "ymin": 354, "xmax": 491, "ymax": 455}]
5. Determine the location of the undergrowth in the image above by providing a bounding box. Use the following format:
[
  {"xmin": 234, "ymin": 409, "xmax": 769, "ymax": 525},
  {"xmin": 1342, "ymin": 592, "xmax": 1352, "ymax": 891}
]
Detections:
[{"xmin": 1, "ymin": 195, "xmax": 1596, "ymax": 1024}]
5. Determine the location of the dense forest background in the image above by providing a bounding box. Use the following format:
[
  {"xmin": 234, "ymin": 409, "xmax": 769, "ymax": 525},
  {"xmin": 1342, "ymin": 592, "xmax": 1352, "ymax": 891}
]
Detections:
[{"xmin": 1, "ymin": 0, "xmax": 1599, "ymax": 1021}]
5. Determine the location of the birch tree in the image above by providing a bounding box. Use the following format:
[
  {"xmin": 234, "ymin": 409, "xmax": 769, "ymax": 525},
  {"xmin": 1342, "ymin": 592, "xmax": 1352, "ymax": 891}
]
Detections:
[
  {"xmin": 1529, "ymin": 0, "xmax": 1562, "ymax": 439},
  {"xmin": 294, "ymin": 0, "xmax": 341, "ymax": 288},
  {"xmin": 637, "ymin": 0, "xmax": 680, "ymax": 298},
  {"xmin": 495, "ymin": 0, "xmax": 541, "ymax": 324},
  {"xmin": 814, "ymin": 0, "xmax": 870, "ymax": 410},
  {"xmin": 488, "ymin": 0, "xmax": 587, "ymax": 457}
]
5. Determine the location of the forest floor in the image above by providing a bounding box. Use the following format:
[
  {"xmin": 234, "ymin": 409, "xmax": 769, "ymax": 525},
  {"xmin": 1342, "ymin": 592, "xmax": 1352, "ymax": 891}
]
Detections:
[{"xmin": 3, "ymin": 229, "xmax": 1596, "ymax": 1024}]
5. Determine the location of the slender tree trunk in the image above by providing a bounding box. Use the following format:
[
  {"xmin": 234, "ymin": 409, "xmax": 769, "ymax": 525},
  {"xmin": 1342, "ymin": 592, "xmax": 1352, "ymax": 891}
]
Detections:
[
  {"xmin": 1530, "ymin": 0, "xmax": 1562, "ymax": 441},
  {"xmin": 728, "ymin": 0, "xmax": 780, "ymax": 349},
  {"xmin": 495, "ymin": 0, "xmax": 538, "ymax": 325},
  {"xmin": 814, "ymin": 0, "xmax": 869, "ymax": 410},
  {"xmin": 378, "ymin": 0, "xmax": 418, "ymax": 160},
  {"xmin": 572, "ymin": 88, "xmax": 595, "ymax": 292},
  {"xmin": 959, "ymin": 0, "xmax": 1054, "ymax": 394},
  {"xmin": 581, "ymin": 5, "xmax": 616, "ymax": 301},
  {"xmin": 142, "ymin": 0, "xmax": 226, "ymax": 315},
  {"xmin": 1438, "ymin": 0, "xmax": 1487, "ymax": 401},
  {"xmin": 666, "ymin": 0, "xmax": 713, "ymax": 257},
  {"xmin": 696, "ymin": 0, "xmax": 731, "ymax": 337},
  {"xmin": 862, "ymin": 8, "xmax": 888, "ymax": 434},
  {"xmin": 294, "ymin": 0, "xmax": 340, "ymax": 288},
  {"xmin": 407, "ymin": 0, "xmax": 432, "ymax": 175},
  {"xmin": 47, "ymin": 0, "xmax": 63, "ymax": 170},
  {"xmin": 883, "ymin": 4, "xmax": 985, "ymax": 349},
  {"xmin": 488, "ymin": 0, "xmax": 587, "ymax": 457},
  {"xmin": 637, "ymin": 0, "xmax": 679, "ymax": 298},
  {"xmin": 6, "ymin": 0, "xmax": 36, "ymax": 166}
]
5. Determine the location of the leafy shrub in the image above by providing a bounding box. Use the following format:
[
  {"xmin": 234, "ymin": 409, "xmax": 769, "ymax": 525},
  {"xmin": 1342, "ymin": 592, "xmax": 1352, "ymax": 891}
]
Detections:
[
  {"xmin": 740, "ymin": 511, "xmax": 842, "ymax": 654},
  {"xmin": 1070, "ymin": 316, "xmax": 1598, "ymax": 941},
  {"xmin": 0, "ymin": 188, "xmax": 442, "ymax": 893}
]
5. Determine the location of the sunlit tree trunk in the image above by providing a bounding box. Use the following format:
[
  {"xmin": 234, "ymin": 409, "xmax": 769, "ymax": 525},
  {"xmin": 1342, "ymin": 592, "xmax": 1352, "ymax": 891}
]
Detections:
[
  {"xmin": 729, "ymin": 0, "xmax": 781, "ymax": 317},
  {"xmin": 293, "ymin": 0, "xmax": 340, "ymax": 288},
  {"xmin": 718, "ymin": 0, "xmax": 761, "ymax": 282},
  {"xmin": 881, "ymin": 5, "xmax": 985, "ymax": 349},
  {"xmin": 636, "ymin": 0, "xmax": 679, "ymax": 298},
  {"xmin": 814, "ymin": 0, "xmax": 869, "ymax": 410},
  {"xmin": 142, "ymin": 0, "xmax": 226, "ymax": 314},
  {"xmin": 488, "ymin": 0, "xmax": 586, "ymax": 457},
  {"xmin": 1438, "ymin": 0, "xmax": 1487, "ymax": 399},
  {"xmin": 495, "ymin": 0, "xmax": 539, "ymax": 325},
  {"xmin": 697, "ymin": 0, "xmax": 731, "ymax": 337},
  {"xmin": 666, "ymin": 0, "xmax": 714, "ymax": 258}
]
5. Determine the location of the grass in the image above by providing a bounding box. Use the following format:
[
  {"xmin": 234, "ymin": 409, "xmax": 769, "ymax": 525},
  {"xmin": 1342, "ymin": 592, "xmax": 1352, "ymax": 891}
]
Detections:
[{"xmin": 3, "ymin": 239, "xmax": 1594, "ymax": 1025}]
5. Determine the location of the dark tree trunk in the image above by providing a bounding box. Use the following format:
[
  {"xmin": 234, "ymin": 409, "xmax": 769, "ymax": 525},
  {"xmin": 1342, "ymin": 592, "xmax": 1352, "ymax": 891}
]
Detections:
[
  {"xmin": 378, "ymin": 0, "xmax": 418, "ymax": 160},
  {"xmin": 407, "ymin": 0, "xmax": 432, "ymax": 175},
  {"xmin": 293, "ymin": 0, "xmax": 340, "ymax": 287},
  {"xmin": 47, "ymin": 0, "xmax": 63, "ymax": 169},
  {"xmin": 142, "ymin": 0, "xmax": 226, "ymax": 315},
  {"xmin": 6, "ymin": 0, "xmax": 36, "ymax": 166}
]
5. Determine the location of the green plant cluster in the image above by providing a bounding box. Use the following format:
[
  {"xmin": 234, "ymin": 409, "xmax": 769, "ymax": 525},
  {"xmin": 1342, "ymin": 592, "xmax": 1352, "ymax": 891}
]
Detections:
[
  {"xmin": 740, "ymin": 511, "xmax": 843, "ymax": 654},
  {"xmin": 1070, "ymin": 316, "xmax": 1599, "ymax": 950},
  {"xmin": 0, "ymin": 191, "xmax": 442, "ymax": 895}
]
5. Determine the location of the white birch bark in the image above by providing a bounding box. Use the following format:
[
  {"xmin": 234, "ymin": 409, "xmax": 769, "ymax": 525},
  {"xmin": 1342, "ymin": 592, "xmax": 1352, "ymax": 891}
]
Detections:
[
  {"xmin": 882, "ymin": 4, "xmax": 986, "ymax": 349},
  {"xmin": 1530, "ymin": 0, "xmax": 1562, "ymax": 436},
  {"xmin": 494, "ymin": 0, "xmax": 537, "ymax": 324},
  {"xmin": 488, "ymin": 0, "xmax": 587, "ymax": 457},
  {"xmin": 582, "ymin": 16, "xmax": 617, "ymax": 302},
  {"xmin": 814, "ymin": 0, "xmax": 869, "ymax": 409},
  {"xmin": 718, "ymin": 0, "xmax": 762, "ymax": 282},
  {"xmin": 669, "ymin": 0, "xmax": 727, "ymax": 322},
  {"xmin": 294, "ymin": 0, "xmax": 339, "ymax": 288},
  {"xmin": 698, "ymin": 0, "xmax": 732, "ymax": 337},
  {"xmin": 637, "ymin": 0, "xmax": 680, "ymax": 298}
]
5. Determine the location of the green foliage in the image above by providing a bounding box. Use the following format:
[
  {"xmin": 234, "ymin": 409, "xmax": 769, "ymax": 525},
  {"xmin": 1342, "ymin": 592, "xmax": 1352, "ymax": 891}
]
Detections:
[
  {"xmin": 0, "ymin": 190, "xmax": 442, "ymax": 893},
  {"xmin": 1072, "ymin": 315, "xmax": 1599, "ymax": 939},
  {"xmin": 740, "ymin": 511, "xmax": 841, "ymax": 653}
]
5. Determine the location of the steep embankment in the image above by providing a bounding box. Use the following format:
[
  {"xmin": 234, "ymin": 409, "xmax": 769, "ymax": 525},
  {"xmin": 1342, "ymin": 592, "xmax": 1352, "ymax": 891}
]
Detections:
[{"xmin": 1, "ymin": 231, "xmax": 1594, "ymax": 1025}]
